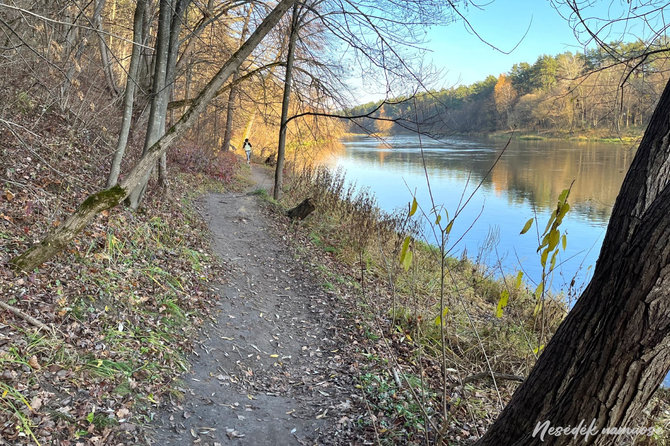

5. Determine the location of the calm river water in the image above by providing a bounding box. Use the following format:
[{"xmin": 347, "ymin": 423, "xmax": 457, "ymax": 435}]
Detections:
[{"xmin": 326, "ymin": 134, "xmax": 637, "ymax": 296}]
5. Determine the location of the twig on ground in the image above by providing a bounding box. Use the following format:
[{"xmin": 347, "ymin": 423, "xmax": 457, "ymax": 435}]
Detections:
[
  {"xmin": 462, "ymin": 372, "xmax": 524, "ymax": 385},
  {"xmin": 0, "ymin": 300, "xmax": 52, "ymax": 332}
]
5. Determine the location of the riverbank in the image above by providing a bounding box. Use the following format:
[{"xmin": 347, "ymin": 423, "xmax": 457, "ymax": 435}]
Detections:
[
  {"xmin": 487, "ymin": 129, "xmax": 643, "ymax": 144},
  {"xmin": 343, "ymin": 129, "xmax": 644, "ymax": 144}
]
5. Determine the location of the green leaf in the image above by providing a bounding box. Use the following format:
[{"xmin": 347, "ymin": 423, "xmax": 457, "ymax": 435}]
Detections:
[
  {"xmin": 561, "ymin": 234, "xmax": 567, "ymax": 250},
  {"xmin": 548, "ymin": 229, "xmax": 560, "ymax": 251},
  {"xmin": 543, "ymin": 210, "xmax": 557, "ymax": 234},
  {"xmin": 86, "ymin": 411, "xmax": 95, "ymax": 423},
  {"xmin": 520, "ymin": 218, "xmax": 534, "ymax": 235},
  {"xmin": 435, "ymin": 214, "xmax": 441, "ymax": 225},
  {"xmin": 558, "ymin": 188, "xmax": 570, "ymax": 204},
  {"xmin": 434, "ymin": 306, "xmax": 449, "ymax": 326},
  {"xmin": 556, "ymin": 203, "xmax": 570, "ymax": 224},
  {"xmin": 534, "ymin": 282, "xmax": 544, "ymax": 298},
  {"xmin": 495, "ymin": 290, "xmax": 510, "ymax": 318},
  {"xmin": 514, "ymin": 271, "xmax": 523, "ymax": 289},
  {"xmin": 409, "ymin": 197, "xmax": 418, "ymax": 217},
  {"xmin": 540, "ymin": 248, "xmax": 549, "ymax": 267}
]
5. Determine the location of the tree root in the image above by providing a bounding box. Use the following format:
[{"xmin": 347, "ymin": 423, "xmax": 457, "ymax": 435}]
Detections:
[{"xmin": 0, "ymin": 300, "xmax": 51, "ymax": 332}]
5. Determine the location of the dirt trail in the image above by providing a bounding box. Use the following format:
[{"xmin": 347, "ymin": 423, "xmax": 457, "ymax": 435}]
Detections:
[{"xmin": 150, "ymin": 166, "xmax": 360, "ymax": 445}]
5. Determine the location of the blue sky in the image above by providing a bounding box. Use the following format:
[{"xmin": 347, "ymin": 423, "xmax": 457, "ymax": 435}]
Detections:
[
  {"xmin": 348, "ymin": 0, "xmax": 661, "ymax": 103},
  {"xmin": 425, "ymin": 1, "xmax": 583, "ymax": 88}
]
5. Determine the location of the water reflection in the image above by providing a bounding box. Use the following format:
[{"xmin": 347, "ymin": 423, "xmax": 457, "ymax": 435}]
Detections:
[
  {"xmin": 345, "ymin": 135, "xmax": 634, "ymax": 224},
  {"xmin": 328, "ymin": 134, "xmax": 636, "ymax": 292}
]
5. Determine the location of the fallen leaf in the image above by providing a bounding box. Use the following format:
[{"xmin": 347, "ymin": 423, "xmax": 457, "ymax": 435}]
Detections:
[
  {"xmin": 116, "ymin": 408, "xmax": 130, "ymax": 420},
  {"xmin": 28, "ymin": 355, "xmax": 40, "ymax": 370}
]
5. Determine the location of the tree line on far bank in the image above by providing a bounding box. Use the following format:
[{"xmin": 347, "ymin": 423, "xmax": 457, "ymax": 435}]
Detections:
[{"xmin": 350, "ymin": 39, "xmax": 670, "ymax": 137}]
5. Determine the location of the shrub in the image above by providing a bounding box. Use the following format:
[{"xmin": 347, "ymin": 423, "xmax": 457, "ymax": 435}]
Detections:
[{"xmin": 168, "ymin": 142, "xmax": 240, "ymax": 183}]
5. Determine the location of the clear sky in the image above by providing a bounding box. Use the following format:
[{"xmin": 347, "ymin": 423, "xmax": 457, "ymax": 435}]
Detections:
[
  {"xmin": 424, "ymin": 0, "xmax": 584, "ymax": 89},
  {"xmin": 349, "ymin": 0, "xmax": 660, "ymax": 103}
]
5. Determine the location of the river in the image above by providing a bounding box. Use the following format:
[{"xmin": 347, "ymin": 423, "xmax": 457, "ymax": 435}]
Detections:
[{"xmin": 326, "ymin": 133, "xmax": 637, "ymax": 299}]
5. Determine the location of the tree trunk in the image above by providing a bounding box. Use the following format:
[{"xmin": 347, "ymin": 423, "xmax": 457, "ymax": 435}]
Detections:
[
  {"xmin": 273, "ymin": 4, "xmax": 300, "ymax": 200},
  {"xmin": 106, "ymin": 0, "xmax": 147, "ymax": 188},
  {"xmin": 477, "ymin": 77, "xmax": 670, "ymax": 446},
  {"xmin": 10, "ymin": 0, "xmax": 298, "ymax": 271},
  {"xmin": 126, "ymin": 0, "xmax": 190, "ymax": 209},
  {"xmin": 94, "ymin": 0, "xmax": 119, "ymax": 97},
  {"xmin": 221, "ymin": 5, "xmax": 253, "ymax": 152},
  {"xmin": 287, "ymin": 197, "xmax": 315, "ymax": 220}
]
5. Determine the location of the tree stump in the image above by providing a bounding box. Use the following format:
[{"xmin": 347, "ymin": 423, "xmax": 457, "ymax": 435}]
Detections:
[{"xmin": 287, "ymin": 198, "xmax": 315, "ymax": 220}]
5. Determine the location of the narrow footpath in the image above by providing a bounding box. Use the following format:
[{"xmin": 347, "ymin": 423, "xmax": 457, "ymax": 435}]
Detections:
[{"xmin": 150, "ymin": 166, "xmax": 363, "ymax": 445}]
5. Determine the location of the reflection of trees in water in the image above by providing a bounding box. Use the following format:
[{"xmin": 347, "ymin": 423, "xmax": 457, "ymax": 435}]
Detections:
[{"xmin": 344, "ymin": 138, "xmax": 635, "ymax": 221}]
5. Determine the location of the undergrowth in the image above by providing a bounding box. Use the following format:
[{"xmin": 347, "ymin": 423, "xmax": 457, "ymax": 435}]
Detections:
[{"xmin": 278, "ymin": 165, "xmax": 668, "ymax": 444}]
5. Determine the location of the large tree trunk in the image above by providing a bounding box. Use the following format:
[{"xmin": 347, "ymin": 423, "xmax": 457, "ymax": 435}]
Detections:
[
  {"xmin": 477, "ymin": 77, "xmax": 670, "ymax": 446},
  {"xmin": 273, "ymin": 3, "xmax": 300, "ymax": 200},
  {"xmin": 10, "ymin": 0, "xmax": 297, "ymax": 272},
  {"xmin": 107, "ymin": 0, "xmax": 147, "ymax": 188}
]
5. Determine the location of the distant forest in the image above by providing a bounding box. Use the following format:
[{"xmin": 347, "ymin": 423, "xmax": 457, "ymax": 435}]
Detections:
[{"xmin": 349, "ymin": 40, "xmax": 670, "ymax": 137}]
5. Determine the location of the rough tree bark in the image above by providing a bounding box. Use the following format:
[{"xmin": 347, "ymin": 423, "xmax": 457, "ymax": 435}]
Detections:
[
  {"xmin": 107, "ymin": 0, "xmax": 147, "ymax": 187},
  {"xmin": 10, "ymin": 0, "xmax": 298, "ymax": 271},
  {"xmin": 477, "ymin": 77, "xmax": 670, "ymax": 446},
  {"xmin": 273, "ymin": 3, "xmax": 300, "ymax": 200}
]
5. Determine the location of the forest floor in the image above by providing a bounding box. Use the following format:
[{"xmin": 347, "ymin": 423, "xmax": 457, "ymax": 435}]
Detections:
[{"xmin": 149, "ymin": 166, "xmax": 366, "ymax": 445}]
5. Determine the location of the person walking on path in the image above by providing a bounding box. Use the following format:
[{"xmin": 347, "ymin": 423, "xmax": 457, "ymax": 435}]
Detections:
[{"xmin": 243, "ymin": 138, "xmax": 252, "ymax": 164}]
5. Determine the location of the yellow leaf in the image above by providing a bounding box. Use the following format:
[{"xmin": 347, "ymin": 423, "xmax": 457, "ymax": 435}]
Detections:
[
  {"xmin": 402, "ymin": 250, "xmax": 413, "ymax": 271},
  {"xmin": 409, "ymin": 197, "xmax": 418, "ymax": 217},
  {"xmin": 550, "ymin": 250, "xmax": 558, "ymax": 271},
  {"xmin": 544, "ymin": 210, "xmax": 557, "ymax": 234},
  {"xmin": 514, "ymin": 271, "xmax": 523, "ymax": 289},
  {"xmin": 399, "ymin": 236, "xmax": 410, "ymax": 264},
  {"xmin": 520, "ymin": 218, "xmax": 533, "ymax": 234},
  {"xmin": 495, "ymin": 290, "xmax": 510, "ymax": 318},
  {"xmin": 533, "ymin": 344, "xmax": 545, "ymax": 355},
  {"xmin": 434, "ymin": 306, "xmax": 449, "ymax": 326},
  {"xmin": 435, "ymin": 214, "xmax": 441, "ymax": 225},
  {"xmin": 269, "ymin": 354, "xmax": 279, "ymax": 358},
  {"xmin": 445, "ymin": 220, "xmax": 454, "ymax": 234},
  {"xmin": 561, "ymin": 234, "xmax": 567, "ymax": 250}
]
